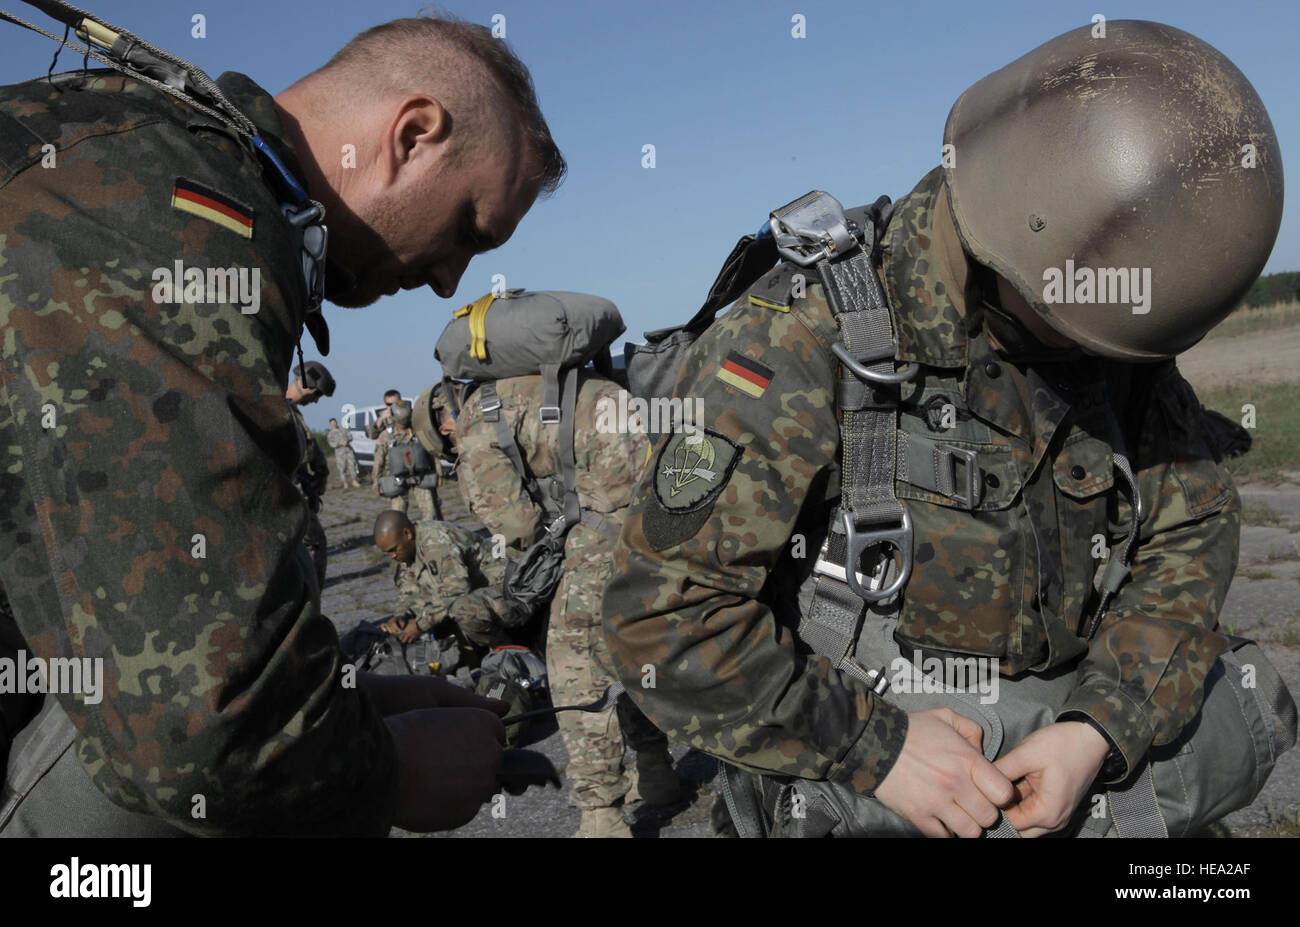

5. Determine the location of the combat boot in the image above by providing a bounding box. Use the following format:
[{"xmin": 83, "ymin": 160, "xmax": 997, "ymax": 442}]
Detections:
[
  {"xmin": 633, "ymin": 744, "xmax": 682, "ymax": 806},
  {"xmin": 616, "ymin": 695, "xmax": 682, "ymax": 806},
  {"xmin": 573, "ymin": 806, "xmax": 631, "ymax": 838}
]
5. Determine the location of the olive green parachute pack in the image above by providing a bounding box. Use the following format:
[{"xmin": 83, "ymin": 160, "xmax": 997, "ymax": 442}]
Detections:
[{"xmin": 431, "ymin": 290, "xmax": 627, "ymax": 616}]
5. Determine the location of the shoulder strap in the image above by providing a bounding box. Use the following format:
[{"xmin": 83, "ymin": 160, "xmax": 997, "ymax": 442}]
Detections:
[
  {"xmin": 479, "ymin": 381, "xmax": 544, "ymax": 507},
  {"xmin": 765, "ymin": 192, "xmax": 916, "ymax": 683}
]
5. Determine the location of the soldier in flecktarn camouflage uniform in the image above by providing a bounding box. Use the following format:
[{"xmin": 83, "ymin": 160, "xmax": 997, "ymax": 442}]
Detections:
[
  {"xmin": 448, "ymin": 367, "xmax": 680, "ymax": 837},
  {"xmin": 0, "ymin": 13, "xmax": 563, "ymax": 836},
  {"xmin": 373, "ymin": 512, "xmax": 513, "ymax": 662},
  {"xmin": 604, "ymin": 21, "xmax": 1293, "ymax": 838},
  {"xmin": 288, "ymin": 361, "xmax": 335, "ymax": 589},
  {"xmin": 328, "ymin": 417, "xmax": 361, "ymax": 489}
]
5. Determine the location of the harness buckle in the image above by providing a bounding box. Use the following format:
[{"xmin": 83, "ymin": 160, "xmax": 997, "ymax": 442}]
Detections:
[
  {"xmin": 839, "ymin": 507, "xmax": 913, "ymax": 602},
  {"xmin": 544, "ymin": 513, "xmax": 568, "ymax": 537},
  {"xmin": 767, "ymin": 191, "xmax": 860, "ymax": 267},
  {"xmin": 935, "ymin": 443, "xmax": 982, "ymax": 509},
  {"xmin": 539, "ymin": 406, "xmax": 561, "ymax": 425},
  {"xmin": 813, "ymin": 536, "xmax": 888, "ymax": 592}
]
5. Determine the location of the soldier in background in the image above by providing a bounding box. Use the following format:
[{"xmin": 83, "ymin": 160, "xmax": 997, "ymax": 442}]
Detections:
[
  {"xmin": 368, "ymin": 389, "xmax": 403, "ymax": 441},
  {"xmin": 440, "ymin": 324, "xmax": 682, "ymax": 839},
  {"xmin": 287, "ymin": 362, "xmax": 334, "ymax": 589},
  {"xmin": 374, "ymin": 401, "xmax": 440, "ymax": 521},
  {"xmin": 327, "ymin": 417, "xmax": 362, "ymax": 489},
  {"xmin": 373, "ymin": 512, "xmax": 515, "ymax": 663}
]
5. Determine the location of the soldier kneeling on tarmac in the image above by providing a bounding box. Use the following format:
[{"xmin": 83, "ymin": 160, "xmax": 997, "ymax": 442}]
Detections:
[{"xmin": 373, "ymin": 511, "xmax": 519, "ymax": 667}]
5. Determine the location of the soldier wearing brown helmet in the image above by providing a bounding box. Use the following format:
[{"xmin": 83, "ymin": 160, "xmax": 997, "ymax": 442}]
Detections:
[{"xmin": 604, "ymin": 20, "xmax": 1294, "ymax": 838}]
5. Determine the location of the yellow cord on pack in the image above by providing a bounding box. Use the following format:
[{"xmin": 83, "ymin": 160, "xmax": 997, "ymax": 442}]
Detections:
[
  {"xmin": 74, "ymin": 18, "xmax": 118, "ymax": 50},
  {"xmin": 452, "ymin": 292, "xmax": 496, "ymax": 361}
]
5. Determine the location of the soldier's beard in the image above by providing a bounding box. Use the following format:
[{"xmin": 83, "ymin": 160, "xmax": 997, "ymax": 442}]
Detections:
[{"xmin": 324, "ymin": 258, "xmax": 373, "ymax": 308}]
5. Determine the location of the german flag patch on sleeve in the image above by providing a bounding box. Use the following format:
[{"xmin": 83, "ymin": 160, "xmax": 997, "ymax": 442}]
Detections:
[
  {"xmin": 715, "ymin": 351, "xmax": 774, "ymax": 399},
  {"xmin": 171, "ymin": 179, "xmax": 254, "ymax": 238}
]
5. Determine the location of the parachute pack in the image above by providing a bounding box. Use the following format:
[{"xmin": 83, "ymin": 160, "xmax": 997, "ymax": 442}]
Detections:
[{"xmin": 376, "ymin": 436, "xmax": 439, "ymax": 498}]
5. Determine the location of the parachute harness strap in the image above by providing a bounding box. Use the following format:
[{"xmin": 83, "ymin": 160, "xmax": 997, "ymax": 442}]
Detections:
[{"xmin": 764, "ymin": 191, "xmax": 915, "ymax": 689}]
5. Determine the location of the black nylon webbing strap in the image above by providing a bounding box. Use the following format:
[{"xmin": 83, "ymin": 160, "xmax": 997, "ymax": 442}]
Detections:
[{"xmin": 719, "ymin": 763, "xmax": 767, "ymax": 838}]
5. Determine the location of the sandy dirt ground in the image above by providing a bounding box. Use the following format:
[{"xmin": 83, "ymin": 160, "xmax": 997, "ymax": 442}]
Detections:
[{"xmin": 1179, "ymin": 325, "xmax": 1300, "ymax": 391}]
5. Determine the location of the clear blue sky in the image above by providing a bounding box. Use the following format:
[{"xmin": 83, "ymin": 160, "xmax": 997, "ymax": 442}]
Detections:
[{"xmin": 3, "ymin": 0, "xmax": 1296, "ymax": 429}]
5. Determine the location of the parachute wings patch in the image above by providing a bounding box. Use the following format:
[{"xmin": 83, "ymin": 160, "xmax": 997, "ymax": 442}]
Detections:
[{"xmin": 643, "ymin": 428, "xmax": 743, "ymax": 551}]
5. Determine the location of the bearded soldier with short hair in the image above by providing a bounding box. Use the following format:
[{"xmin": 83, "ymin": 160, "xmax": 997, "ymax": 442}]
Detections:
[{"xmin": 0, "ymin": 10, "xmax": 562, "ymax": 836}]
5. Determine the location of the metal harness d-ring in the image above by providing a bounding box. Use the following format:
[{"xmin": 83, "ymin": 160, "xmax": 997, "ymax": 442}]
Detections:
[
  {"xmin": 840, "ymin": 507, "xmax": 913, "ymax": 602},
  {"xmin": 832, "ymin": 342, "xmax": 919, "ymax": 385}
]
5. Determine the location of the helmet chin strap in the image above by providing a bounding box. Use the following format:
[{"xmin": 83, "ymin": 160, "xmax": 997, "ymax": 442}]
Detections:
[{"xmin": 975, "ymin": 268, "xmax": 1081, "ymax": 363}]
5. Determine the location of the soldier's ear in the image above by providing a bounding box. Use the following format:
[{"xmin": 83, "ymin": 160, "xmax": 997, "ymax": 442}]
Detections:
[{"xmin": 381, "ymin": 95, "xmax": 451, "ymax": 185}]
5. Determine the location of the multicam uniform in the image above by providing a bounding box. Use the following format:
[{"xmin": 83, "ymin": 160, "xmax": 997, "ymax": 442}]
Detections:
[
  {"xmin": 603, "ymin": 168, "xmax": 1240, "ymax": 808},
  {"xmin": 393, "ymin": 520, "xmax": 511, "ymax": 651},
  {"xmin": 456, "ymin": 372, "xmax": 651, "ymax": 811},
  {"xmin": 327, "ymin": 425, "xmax": 359, "ymax": 487},
  {"xmin": 0, "ymin": 70, "xmax": 395, "ymax": 835},
  {"xmin": 374, "ymin": 422, "xmax": 439, "ymax": 521}
]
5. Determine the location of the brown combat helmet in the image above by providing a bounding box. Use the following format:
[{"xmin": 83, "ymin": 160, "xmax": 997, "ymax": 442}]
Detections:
[
  {"xmin": 943, "ymin": 20, "xmax": 1283, "ymax": 360},
  {"xmin": 412, "ymin": 382, "xmax": 453, "ymax": 461}
]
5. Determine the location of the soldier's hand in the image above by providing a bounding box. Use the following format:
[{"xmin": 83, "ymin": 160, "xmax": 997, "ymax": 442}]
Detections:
[
  {"xmin": 359, "ymin": 672, "xmax": 509, "ymax": 717},
  {"xmin": 397, "ymin": 621, "xmax": 422, "ymax": 644},
  {"xmin": 874, "ymin": 708, "xmax": 1015, "ymax": 838},
  {"xmin": 385, "ymin": 707, "xmax": 505, "ymax": 832},
  {"xmin": 994, "ymin": 721, "xmax": 1110, "ymax": 837},
  {"xmin": 379, "ymin": 615, "xmax": 405, "ymax": 634}
]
